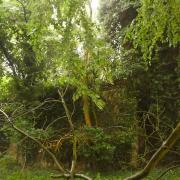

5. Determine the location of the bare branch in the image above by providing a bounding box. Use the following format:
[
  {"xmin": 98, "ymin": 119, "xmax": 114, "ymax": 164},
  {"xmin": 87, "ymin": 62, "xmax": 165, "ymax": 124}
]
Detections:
[
  {"xmin": 0, "ymin": 109, "xmax": 67, "ymax": 174},
  {"xmin": 51, "ymin": 173, "xmax": 92, "ymax": 180},
  {"xmin": 125, "ymin": 122, "xmax": 180, "ymax": 180},
  {"xmin": 14, "ymin": 99, "xmax": 61, "ymax": 119},
  {"xmin": 156, "ymin": 165, "xmax": 180, "ymax": 180},
  {"xmin": 0, "ymin": 97, "xmax": 93, "ymax": 180},
  {"xmin": 45, "ymin": 116, "xmax": 67, "ymax": 130},
  {"xmin": 58, "ymin": 88, "xmax": 78, "ymax": 179},
  {"xmin": 58, "ymin": 89, "xmax": 74, "ymax": 131}
]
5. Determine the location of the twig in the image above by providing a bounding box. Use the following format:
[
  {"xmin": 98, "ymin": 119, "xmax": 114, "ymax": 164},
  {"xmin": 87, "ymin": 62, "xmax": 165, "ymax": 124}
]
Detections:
[
  {"xmin": 58, "ymin": 89, "xmax": 74, "ymax": 131},
  {"xmin": 14, "ymin": 99, "xmax": 61, "ymax": 119},
  {"xmin": 103, "ymin": 125, "xmax": 128, "ymax": 131},
  {"xmin": 0, "ymin": 109, "xmax": 67, "ymax": 174},
  {"xmin": 125, "ymin": 122, "xmax": 180, "ymax": 180},
  {"xmin": 46, "ymin": 116, "xmax": 67, "ymax": 130},
  {"xmin": 156, "ymin": 165, "xmax": 180, "ymax": 180}
]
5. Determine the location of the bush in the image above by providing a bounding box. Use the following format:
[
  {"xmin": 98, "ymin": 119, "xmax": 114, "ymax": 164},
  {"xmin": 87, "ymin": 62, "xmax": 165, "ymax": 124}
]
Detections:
[
  {"xmin": 0, "ymin": 155, "xmax": 19, "ymax": 170},
  {"xmin": 77, "ymin": 127, "xmax": 115, "ymax": 170}
]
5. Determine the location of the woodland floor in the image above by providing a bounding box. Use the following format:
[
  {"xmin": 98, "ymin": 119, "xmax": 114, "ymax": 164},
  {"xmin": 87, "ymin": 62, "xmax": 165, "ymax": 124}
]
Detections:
[{"xmin": 0, "ymin": 167, "xmax": 180, "ymax": 180}]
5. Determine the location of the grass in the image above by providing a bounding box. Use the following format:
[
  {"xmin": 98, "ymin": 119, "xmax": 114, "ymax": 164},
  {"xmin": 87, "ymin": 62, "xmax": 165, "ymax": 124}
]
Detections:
[
  {"xmin": 96, "ymin": 169, "xmax": 180, "ymax": 180},
  {"xmin": 0, "ymin": 168, "xmax": 51, "ymax": 180},
  {"xmin": 0, "ymin": 167, "xmax": 180, "ymax": 180}
]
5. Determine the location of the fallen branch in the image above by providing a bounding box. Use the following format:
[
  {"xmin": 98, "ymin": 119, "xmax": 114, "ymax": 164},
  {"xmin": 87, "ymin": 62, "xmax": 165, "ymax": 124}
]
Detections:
[
  {"xmin": 0, "ymin": 102, "xmax": 93, "ymax": 180},
  {"xmin": 51, "ymin": 173, "xmax": 92, "ymax": 180},
  {"xmin": 0, "ymin": 109, "xmax": 66, "ymax": 174},
  {"xmin": 124, "ymin": 122, "xmax": 180, "ymax": 180}
]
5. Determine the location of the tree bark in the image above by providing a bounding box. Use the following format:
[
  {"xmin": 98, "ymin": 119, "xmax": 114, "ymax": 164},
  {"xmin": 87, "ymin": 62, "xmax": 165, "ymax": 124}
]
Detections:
[
  {"xmin": 58, "ymin": 89, "xmax": 77, "ymax": 179},
  {"xmin": 83, "ymin": 95, "xmax": 92, "ymax": 127},
  {"xmin": 125, "ymin": 121, "xmax": 180, "ymax": 180}
]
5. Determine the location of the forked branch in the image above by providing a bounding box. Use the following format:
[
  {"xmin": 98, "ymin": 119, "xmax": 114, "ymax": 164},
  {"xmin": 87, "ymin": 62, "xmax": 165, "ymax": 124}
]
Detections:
[
  {"xmin": 125, "ymin": 122, "xmax": 180, "ymax": 180},
  {"xmin": 0, "ymin": 108, "xmax": 92, "ymax": 180},
  {"xmin": 0, "ymin": 109, "xmax": 66, "ymax": 174}
]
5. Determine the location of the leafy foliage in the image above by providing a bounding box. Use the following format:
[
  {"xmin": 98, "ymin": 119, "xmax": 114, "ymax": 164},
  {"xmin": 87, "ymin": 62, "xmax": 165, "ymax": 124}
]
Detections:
[
  {"xmin": 0, "ymin": 0, "xmax": 179, "ymax": 175},
  {"xmin": 77, "ymin": 127, "xmax": 115, "ymax": 169},
  {"xmin": 126, "ymin": 0, "xmax": 180, "ymax": 60}
]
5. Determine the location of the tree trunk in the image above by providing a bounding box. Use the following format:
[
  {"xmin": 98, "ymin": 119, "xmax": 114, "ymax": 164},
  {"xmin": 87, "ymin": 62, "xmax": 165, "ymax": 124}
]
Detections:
[
  {"xmin": 130, "ymin": 142, "xmax": 138, "ymax": 168},
  {"xmin": 83, "ymin": 95, "xmax": 92, "ymax": 127},
  {"xmin": 125, "ymin": 122, "xmax": 180, "ymax": 180}
]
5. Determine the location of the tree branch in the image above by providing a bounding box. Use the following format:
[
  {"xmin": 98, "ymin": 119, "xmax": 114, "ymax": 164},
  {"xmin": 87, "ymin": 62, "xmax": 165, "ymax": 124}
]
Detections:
[
  {"xmin": 16, "ymin": 0, "xmax": 28, "ymax": 23},
  {"xmin": 0, "ymin": 42, "xmax": 18, "ymax": 77},
  {"xmin": 51, "ymin": 173, "xmax": 92, "ymax": 180},
  {"xmin": 58, "ymin": 89, "xmax": 74, "ymax": 131},
  {"xmin": 0, "ymin": 109, "xmax": 67, "ymax": 174},
  {"xmin": 0, "ymin": 100, "xmax": 93, "ymax": 180},
  {"xmin": 156, "ymin": 165, "xmax": 180, "ymax": 180},
  {"xmin": 125, "ymin": 122, "xmax": 180, "ymax": 180}
]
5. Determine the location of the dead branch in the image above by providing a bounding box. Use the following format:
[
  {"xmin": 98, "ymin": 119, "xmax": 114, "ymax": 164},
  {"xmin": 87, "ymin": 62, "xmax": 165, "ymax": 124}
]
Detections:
[
  {"xmin": 51, "ymin": 173, "xmax": 92, "ymax": 180},
  {"xmin": 13, "ymin": 99, "xmax": 61, "ymax": 118},
  {"xmin": 0, "ymin": 97, "xmax": 93, "ymax": 180},
  {"xmin": 58, "ymin": 89, "xmax": 74, "ymax": 131},
  {"xmin": 124, "ymin": 122, "xmax": 180, "ymax": 180},
  {"xmin": 0, "ymin": 109, "xmax": 67, "ymax": 174},
  {"xmin": 58, "ymin": 88, "xmax": 76, "ymax": 179}
]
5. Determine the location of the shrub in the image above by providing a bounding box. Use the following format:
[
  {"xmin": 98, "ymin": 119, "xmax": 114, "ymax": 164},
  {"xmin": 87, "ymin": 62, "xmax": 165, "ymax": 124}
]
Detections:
[
  {"xmin": 0, "ymin": 155, "xmax": 18, "ymax": 170},
  {"xmin": 77, "ymin": 127, "xmax": 115, "ymax": 170}
]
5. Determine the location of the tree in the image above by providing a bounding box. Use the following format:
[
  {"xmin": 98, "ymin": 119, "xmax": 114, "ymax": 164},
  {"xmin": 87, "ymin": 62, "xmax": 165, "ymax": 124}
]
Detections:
[
  {"xmin": 124, "ymin": 0, "xmax": 180, "ymax": 177},
  {"xmin": 0, "ymin": 0, "xmax": 114, "ymax": 175},
  {"xmin": 100, "ymin": 0, "xmax": 180, "ymax": 168},
  {"xmin": 32, "ymin": 0, "xmax": 113, "ymax": 126}
]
